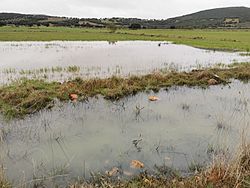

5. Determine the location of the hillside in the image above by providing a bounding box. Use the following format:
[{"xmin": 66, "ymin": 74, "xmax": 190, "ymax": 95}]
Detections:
[
  {"xmin": 165, "ymin": 6, "xmax": 250, "ymax": 28},
  {"xmin": 0, "ymin": 6, "xmax": 250, "ymax": 28},
  {"xmin": 115, "ymin": 6, "xmax": 250, "ymax": 28},
  {"xmin": 0, "ymin": 13, "xmax": 53, "ymax": 27}
]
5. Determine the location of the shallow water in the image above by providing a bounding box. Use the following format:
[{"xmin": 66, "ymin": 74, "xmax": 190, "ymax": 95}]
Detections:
[
  {"xmin": 0, "ymin": 41, "xmax": 250, "ymax": 84},
  {"xmin": 0, "ymin": 81, "xmax": 250, "ymax": 186}
]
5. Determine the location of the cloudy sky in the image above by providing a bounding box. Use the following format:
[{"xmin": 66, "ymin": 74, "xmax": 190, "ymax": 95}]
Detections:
[{"xmin": 1, "ymin": 0, "xmax": 250, "ymax": 19}]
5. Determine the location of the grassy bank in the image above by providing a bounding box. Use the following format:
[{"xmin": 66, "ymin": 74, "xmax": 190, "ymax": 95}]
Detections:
[
  {"xmin": 1, "ymin": 63, "xmax": 250, "ymax": 119},
  {"xmin": 0, "ymin": 26, "xmax": 250, "ymax": 51}
]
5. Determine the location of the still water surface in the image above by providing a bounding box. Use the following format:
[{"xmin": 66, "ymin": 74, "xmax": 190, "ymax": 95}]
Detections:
[
  {"xmin": 0, "ymin": 41, "xmax": 250, "ymax": 84},
  {"xmin": 0, "ymin": 81, "xmax": 249, "ymax": 186}
]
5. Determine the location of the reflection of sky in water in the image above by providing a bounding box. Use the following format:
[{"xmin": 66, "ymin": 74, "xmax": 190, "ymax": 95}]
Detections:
[
  {"xmin": 0, "ymin": 41, "xmax": 250, "ymax": 84},
  {"xmin": 0, "ymin": 81, "xmax": 250, "ymax": 186}
]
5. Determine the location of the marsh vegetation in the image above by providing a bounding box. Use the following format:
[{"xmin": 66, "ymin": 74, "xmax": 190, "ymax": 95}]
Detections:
[{"xmin": 2, "ymin": 62, "xmax": 250, "ymax": 119}]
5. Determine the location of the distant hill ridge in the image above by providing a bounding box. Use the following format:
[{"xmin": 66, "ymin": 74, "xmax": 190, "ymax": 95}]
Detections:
[
  {"xmin": 166, "ymin": 6, "xmax": 250, "ymax": 28},
  {"xmin": 1, "ymin": 6, "xmax": 250, "ymax": 28},
  {"xmin": 173, "ymin": 7, "xmax": 250, "ymax": 20}
]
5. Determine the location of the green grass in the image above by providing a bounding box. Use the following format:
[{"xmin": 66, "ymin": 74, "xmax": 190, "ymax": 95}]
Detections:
[
  {"xmin": 118, "ymin": 29, "xmax": 250, "ymax": 51},
  {"xmin": 0, "ymin": 26, "xmax": 162, "ymax": 41},
  {"xmin": 0, "ymin": 26, "xmax": 250, "ymax": 51},
  {"xmin": 2, "ymin": 63, "xmax": 250, "ymax": 119}
]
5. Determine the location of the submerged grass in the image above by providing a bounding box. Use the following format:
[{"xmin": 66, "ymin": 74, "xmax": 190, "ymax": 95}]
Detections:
[
  {"xmin": 0, "ymin": 166, "xmax": 11, "ymax": 188},
  {"xmin": 1, "ymin": 63, "xmax": 250, "ymax": 119},
  {"xmin": 71, "ymin": 139, "xmax": 250, "ymax": 188},
  {"xmin": 0, "ymin": 122, "xmax": 249, "ymax": 188}
]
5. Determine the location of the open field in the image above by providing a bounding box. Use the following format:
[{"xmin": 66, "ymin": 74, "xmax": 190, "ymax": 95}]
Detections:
[{"xmin": 0, "ymin": 26, "xmax": 250, "ymax": 51}]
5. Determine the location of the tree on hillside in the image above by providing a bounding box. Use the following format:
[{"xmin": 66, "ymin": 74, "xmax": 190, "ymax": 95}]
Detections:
[
  {"xmin": 0, "ymin": 22, "xmax": 6, "ymax": 27},
  {"xmin": 129, "ymin": 23, "xmax": 142, "ymax": 30},
  {"xmin": 107, "ymin": 23, "xmax": 118, "ymax": 33}
]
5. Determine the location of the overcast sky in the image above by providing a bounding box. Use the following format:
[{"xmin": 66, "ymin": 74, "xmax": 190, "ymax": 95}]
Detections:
[{"xmin": 1, "ymin": 0, "xmax": 250, "ymax": 19}]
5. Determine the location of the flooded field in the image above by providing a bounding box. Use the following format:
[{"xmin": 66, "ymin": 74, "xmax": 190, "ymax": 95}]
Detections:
[
  {"xmin": 0, "ymin": 81, "xmax": 250, "ymax": 186},
  {"xmin": 0, "ymin": 41, "xmax": 250, "ymax": 84},
  {"xmin": 0, "ymin": 41, "xmax": 250, "ymax": 187}
]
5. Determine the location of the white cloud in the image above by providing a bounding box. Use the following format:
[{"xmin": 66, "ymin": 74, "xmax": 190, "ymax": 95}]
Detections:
[{"xmin": 0, "ymin": 0, "xmax": 250, "ymax": 19}]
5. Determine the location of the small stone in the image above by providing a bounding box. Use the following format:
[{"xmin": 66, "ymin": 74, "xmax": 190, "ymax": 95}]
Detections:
[
  {"xmin": 130, "ymin": 160, "xmax": 144, "ymax": 169},
  {"xmin": 69, "ymin": 94, "xmax": 78, "ymax": 102},
  {"xmin": 149, "ymin": 96, "xmax": 159, "ymax": 101}
]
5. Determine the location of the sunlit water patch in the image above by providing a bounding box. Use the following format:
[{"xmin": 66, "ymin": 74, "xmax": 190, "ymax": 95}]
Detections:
[
  {"xmin": 0, "ymin": 41, "xmax": 250, "ymax": 84},
  {"xmin": 0, "ymin": 81, "xmax": 250, "ymax": 186}
]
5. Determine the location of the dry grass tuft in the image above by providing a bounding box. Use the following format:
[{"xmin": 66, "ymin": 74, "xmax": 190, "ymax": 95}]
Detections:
[{"xmin": 0, "ymin": 166, "xmax": 11, "ymax": 188}]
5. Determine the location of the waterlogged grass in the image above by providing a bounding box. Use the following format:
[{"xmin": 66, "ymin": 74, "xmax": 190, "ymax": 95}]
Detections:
[
  {"xmin": 1, "ymin": 136, "xmax": 249, "ymax": 188},
  {"xmin": 2, "ymin": 141, "xmax": 250, "ymax": 187},
  {"xmin": 0, "ymin": 167, "xmax": 10, "ymax": 188},
  {"xmin": 240, "ymin": 53, "xmax": 250, "ymax": 56},
  {"xmin": 0, "ymin": 26, "xmax": 250, "ymax": 51},
  {"xmin": 1, "ymin": 66, "xmax": 82, "ymax": 84},
  {"xmin": 1, "ymin": 63, "xmax": 250, "ymax": 119},
  {"xmin": 16, "ymin": 65, "xmax": 80, "ymax": 75},
  {"xmin": 72, "ymin": 142, "xmax": 250, "ymax": 188}
]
